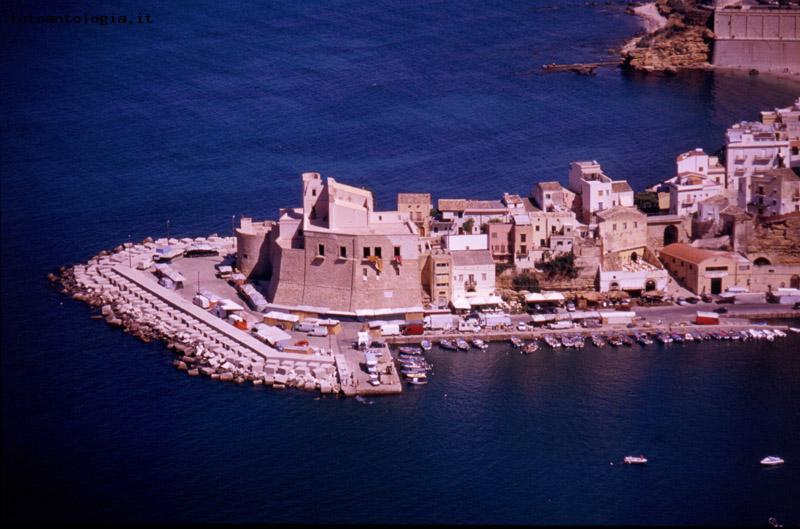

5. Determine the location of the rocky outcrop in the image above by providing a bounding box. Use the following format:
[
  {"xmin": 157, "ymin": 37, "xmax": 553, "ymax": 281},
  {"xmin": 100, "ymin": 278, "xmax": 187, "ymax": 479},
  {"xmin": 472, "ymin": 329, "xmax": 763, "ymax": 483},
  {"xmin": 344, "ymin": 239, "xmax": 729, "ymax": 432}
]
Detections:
[{"xmin": 622, "ymin": 1, "xmax": 714, "ymax": 72}]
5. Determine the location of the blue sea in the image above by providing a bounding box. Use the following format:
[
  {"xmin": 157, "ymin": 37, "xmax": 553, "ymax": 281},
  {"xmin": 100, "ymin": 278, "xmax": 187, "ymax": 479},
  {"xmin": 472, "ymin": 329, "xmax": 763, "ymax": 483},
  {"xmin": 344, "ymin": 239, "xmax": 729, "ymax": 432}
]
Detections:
[{"xmin": 2, "ymin": 0, "xmax": 799, "ymax": 524}]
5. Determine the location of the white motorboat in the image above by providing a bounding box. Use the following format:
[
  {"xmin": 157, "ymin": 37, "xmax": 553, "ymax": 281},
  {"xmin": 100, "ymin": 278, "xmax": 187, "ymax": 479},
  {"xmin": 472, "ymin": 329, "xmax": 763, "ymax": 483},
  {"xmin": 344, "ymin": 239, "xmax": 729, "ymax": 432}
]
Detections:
[
  {"xmin": 760, "ymin": 456, "xmax": 785, "ymax": 466},
  {"xmin": 623, "ymin": 455, "xmax": 648, "ymax": 465}
]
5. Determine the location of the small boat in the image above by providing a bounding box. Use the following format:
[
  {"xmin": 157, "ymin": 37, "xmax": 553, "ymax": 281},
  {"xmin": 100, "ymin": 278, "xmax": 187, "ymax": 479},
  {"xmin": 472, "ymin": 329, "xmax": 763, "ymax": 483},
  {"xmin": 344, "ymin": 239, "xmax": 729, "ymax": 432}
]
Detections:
[
  {"xmin": 439, "ymin": 339, "xmax": 457, "ymax": 351},
  {"xmin": 471, "ymin": 338, "xmax": 489, "ymax": 350},
  {"xmin": 710, "ymin": 331, "xmax": 722, "ymax": 340},
  {"xmin": 406, "ymin": 373, "xmax": 428, "ymax": 385},
  {"xmin": 655, "ymin": 332, "xmax": 672, "ymax": 344},
  {"xmin": 789, "ymin": 327, "xmax": 800, "ymax": 334},
  {"xmin": 671, "ymin": 333, "xmax": 684, "ymax": 343},
  {"xmin": 620, "ymin": 334, "xmax": 633, "ymax": 346},
  {"xmin": 398, "ymin": 346, "xmax": 422, "ymax": 355},
  {"xmin": 608, "ymin": 335, "xmax": 623, "ymax": 347},
  {"xmin": 773, "ymin": 329, "xmax": 786, "ymax": 338},
  {"xmin": 591, "ymin": 334, "xmax": 606, "ymax": 347},
  {"xmin": 522, "ymin": 341, "xmax": 539, "ymax": 354},
  {"xmin": 760, "ymin": 456, "xmax": 785, "ymax": 466},
  {"xmin": 455, "ymin": 339, "xmax": 470, "ymax": 351},
  {"xmin": 719, "ymin": 330, "xmax": 731, "ymax": 340},
  {"xmin": 510, "ymin": 336, "xmax": 524, "ymax": 348},
  {"xmin": 420, "ymin": 340, "xmax": 433, "ymax": 351},
  {"xmin": 769, "ymin": 517, "xmax": 783, "ymax": 527},
  {"xmin": 543, "ymin": 334, "xmax": 561, "ymax": 348},
  {"xmin": 623, "ymin": 455, "xmax": 648, "ymax": 465},
  {"xmin": 684, "ymin": 332, "xmax": 694, "ymax": 342}
]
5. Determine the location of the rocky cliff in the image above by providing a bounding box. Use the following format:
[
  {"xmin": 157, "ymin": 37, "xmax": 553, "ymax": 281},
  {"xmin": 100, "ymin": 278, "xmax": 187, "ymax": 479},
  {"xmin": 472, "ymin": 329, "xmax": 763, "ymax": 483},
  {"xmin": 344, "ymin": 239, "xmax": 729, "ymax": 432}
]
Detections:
[
  {"xmin": 622, "ymin": 0, "xmax": 714, "ymax": 72},
  {"xmin": 744, "ymin": 214, "xmax": 800, "ymax": 264}
]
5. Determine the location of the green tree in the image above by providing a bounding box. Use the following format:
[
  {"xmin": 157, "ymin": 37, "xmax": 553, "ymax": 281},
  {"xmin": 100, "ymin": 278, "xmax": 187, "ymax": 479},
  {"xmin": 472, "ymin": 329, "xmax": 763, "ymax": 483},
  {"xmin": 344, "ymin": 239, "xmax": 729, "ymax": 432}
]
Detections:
[
  {"xmin": 462, "ymin": 218, "xmax": 475, "ymax": 234},
  {"xmin": 512, "ymin": 270, "xmax": 540, "ymax": 292},
  {"xmin": 634, "ymin": 191, "xmax": 660, "ymax": 214}
]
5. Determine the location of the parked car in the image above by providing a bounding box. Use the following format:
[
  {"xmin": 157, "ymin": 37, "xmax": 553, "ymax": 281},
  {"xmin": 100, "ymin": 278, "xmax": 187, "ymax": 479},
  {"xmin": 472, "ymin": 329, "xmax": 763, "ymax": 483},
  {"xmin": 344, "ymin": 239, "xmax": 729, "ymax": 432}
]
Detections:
[
  {"xmin": 566, "ymin": 301, "xmax": 576, "ymax": 312},
  {"xmin": 686, "ymin": 297, "xmax": 699, "ymax": 304},
  {"xmin": 793, "ymin": 302, "xmax": 800, "ymax": 310},
  {"xmin": 516, "ymin": 322, "xmax": 528, "ymax": 332},
  {"xmin": 713, "ymin": 307, "xmax": 729, "ymax": 314}
]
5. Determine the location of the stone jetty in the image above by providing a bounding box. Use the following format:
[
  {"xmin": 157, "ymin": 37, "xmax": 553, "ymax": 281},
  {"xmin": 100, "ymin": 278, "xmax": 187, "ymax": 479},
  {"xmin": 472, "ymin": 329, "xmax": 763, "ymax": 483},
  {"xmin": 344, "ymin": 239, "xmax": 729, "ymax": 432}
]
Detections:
[{"xmin": 51, "ymin": 236, "xmax": 343, "ymax": 396}]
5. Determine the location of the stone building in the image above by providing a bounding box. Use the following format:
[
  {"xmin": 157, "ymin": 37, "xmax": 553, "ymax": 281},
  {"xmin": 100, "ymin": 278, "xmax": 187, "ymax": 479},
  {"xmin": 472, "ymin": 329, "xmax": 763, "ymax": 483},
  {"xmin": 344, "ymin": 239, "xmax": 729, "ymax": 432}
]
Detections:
[
  {"xmin": 487, "ymin": 222, "xmax": 513, "ymax": 263},
  {"xmin": 746, "ymin": 168, "xmax": 800, "ymax": 217},
  {"xmin": 596, "ymin": 206, "xmax": 647, "ymax": 257},
  {"xmin": 667, "ymin": 172, "xmax": 723, "ymax": 217},
  {"xmin": 437, "ymin": 199, "xmax": 508, "ymax": 235},
  {"xmin": 531, "ymin": 181, "xmax": 576, "ymax": 212},
  {"xmin": 236, "ymin": 172, "xmax": 424, "ymax": 314},
  {"xmin": 397, "ymin": 193, "xmax": 432, "ymax": 236},
  {"xmin": 659, "ymin": 243, "xmax": 751, "ymax": 295}
]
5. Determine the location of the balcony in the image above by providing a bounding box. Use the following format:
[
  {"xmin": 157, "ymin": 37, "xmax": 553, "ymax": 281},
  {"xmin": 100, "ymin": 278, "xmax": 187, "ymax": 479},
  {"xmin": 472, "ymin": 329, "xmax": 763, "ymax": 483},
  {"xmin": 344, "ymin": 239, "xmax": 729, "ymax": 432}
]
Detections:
[{"xmin": 465, "ymin": 279, "xmax": 477, "ymax": 292}]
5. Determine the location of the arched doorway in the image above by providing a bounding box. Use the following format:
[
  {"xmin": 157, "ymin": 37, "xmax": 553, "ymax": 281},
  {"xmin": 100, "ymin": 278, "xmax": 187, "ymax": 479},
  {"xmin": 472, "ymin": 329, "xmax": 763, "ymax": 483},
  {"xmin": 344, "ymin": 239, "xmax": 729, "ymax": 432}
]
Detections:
[
  {"xmin": 664, "ymin": 225, "xmax": 679, "ymax": 246},
  {"xmin": 630, "ymin": 251, "xmax": 639, "ymax": 263},
  {"xmin": 645, "ymin": 279, "xmax": 656, "ymax": 291},
  {"xmin": 610, "ymin": 281, "xmax": 620, "ymax": 291},
  {"xmin": 792, "ymin": 275, "xmax": 800, "ymax": 289},
  {"xmin": 754, "ymin": 257, "xmax": 772, "ymax": 266}
]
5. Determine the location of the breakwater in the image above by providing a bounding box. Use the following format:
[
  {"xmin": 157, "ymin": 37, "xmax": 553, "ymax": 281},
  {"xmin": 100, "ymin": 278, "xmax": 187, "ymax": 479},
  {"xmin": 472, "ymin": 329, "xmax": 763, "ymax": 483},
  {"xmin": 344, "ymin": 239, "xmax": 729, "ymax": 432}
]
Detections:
[{"xmin": 51, "ymin": 236, "xmax": 344, "ymax": 396}]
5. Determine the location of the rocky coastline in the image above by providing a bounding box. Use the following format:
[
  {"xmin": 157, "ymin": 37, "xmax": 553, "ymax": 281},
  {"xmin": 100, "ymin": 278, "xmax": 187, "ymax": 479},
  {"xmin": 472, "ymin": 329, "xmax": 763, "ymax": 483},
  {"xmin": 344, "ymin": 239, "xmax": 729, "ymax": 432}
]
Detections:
[{"xmin": 622, "ymin": 0, "xmax": 714, "ymax": 73}]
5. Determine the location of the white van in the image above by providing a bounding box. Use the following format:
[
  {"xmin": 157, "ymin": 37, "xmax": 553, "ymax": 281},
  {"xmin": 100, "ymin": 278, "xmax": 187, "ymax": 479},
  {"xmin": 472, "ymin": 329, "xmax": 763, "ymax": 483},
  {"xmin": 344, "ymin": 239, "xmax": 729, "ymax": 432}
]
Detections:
[
  {"xmin": 309, "ymin": 325, "xmax": 328, "ymax": 337},
  {"xmin": 458, "ymin": 319, "xmax": 480, "ymax": 332},
  {"xmin": 294, "ymin": 321, "xmax": 316, "ymax": 333}
]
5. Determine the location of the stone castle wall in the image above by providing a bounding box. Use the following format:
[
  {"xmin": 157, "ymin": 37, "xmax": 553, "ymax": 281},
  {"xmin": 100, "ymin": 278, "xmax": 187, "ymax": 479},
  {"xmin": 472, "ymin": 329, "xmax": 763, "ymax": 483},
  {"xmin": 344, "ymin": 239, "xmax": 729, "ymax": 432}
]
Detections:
[{"xmin": 713, "ymin": 9, "xmax": 800, "ymax": 73}]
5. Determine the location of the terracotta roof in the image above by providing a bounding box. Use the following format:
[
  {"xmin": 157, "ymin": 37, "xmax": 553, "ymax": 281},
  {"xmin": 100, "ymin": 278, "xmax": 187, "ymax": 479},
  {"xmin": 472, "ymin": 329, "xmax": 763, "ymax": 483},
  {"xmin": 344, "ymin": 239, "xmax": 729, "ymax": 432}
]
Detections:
[
  {"xmin": 596, "ymin": 205, "xmax": 645, "ymax": 221},
  {"xmin": 676, "ymin": 149, "xmax": 706, "ymax": 161},
  {"xmin": 762, "ymin": 168, "xmax": 800, "ymax": 181},
  {"xmin": 397, "ymin": 193, "xmax": 431, "ymax": 204},
  {"xmin": 438, "ymin": 199, "xmax": 505, "ymax": 211},
  {"xmin": 699, "ymin": 195, "xmax": 729, "ymax": 207},
  {"xmin": 659, "ymin": 243, "xmax": 734, "ymax": 265},
  {"xmin": 537, "ymin": 181, "xmax": 563, "ymax": 192},
  {"xmin": 611, "ymin": 181, "xmax": 633, "ymax": 193},
  {"xmin": 720, "ymin": 205, "xmax": 752, "ymax": 219}
]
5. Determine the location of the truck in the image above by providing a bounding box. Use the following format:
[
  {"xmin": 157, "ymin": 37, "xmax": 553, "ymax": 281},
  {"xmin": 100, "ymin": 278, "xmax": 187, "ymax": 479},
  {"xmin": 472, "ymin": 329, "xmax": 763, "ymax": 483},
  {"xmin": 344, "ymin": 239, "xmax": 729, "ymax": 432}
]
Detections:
[
  {"xmin": 547, "ymin": 320, "xmax": 574, "ymax": 330},
  {"xmin": 458, "ymin": 319, "xmax": 481, "ymax": 332},
  {"xmin": 380, "ymin": 323, "xmax": 401, "ymax": 336},
  {"xmin": 423, "ymin": 314, "xmax": 456, "ymax": 330},
  {"xmin": 401, "ymin": 322, "xmax": 424, "ymax": 335},
  {"xmin": 479, "ymin": 312, "xmax": 511, "ymax": 328}
]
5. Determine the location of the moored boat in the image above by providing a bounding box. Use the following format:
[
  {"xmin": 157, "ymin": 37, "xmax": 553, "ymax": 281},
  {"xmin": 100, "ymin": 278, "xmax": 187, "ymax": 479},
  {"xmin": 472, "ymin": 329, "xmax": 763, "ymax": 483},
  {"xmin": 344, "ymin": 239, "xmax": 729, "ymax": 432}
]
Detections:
[
  {"xmin": 439, "ymin": 339, "xmax": 457, "ymax": 350},
  {"xmin": 471, "ymin": 338, "xmax": 489, "ymax": 350},
  {"xmin": 398, "ymin": 346, "xmax": 422, "ymax": 356},
  {"xmin": 455, "ymin": 338, "xmax": 470, "ymax": 351},
  {"xmin": 591, "ymin": 334, "xmax": 606, "ymax": 347},
  {"xmin": 420, "ymin": 340, "xmax": 433, "ymax": 351},
  {"xmin": 760, "ymin": 456, "xmax": 785, "ymax": 466},
  {"xmin": 522, "ymin": 341, "xmax": 539, "ymax": 354},
  {"xmin": 510, "ymin": 336, "xmax": 523, "ymax": 348}
]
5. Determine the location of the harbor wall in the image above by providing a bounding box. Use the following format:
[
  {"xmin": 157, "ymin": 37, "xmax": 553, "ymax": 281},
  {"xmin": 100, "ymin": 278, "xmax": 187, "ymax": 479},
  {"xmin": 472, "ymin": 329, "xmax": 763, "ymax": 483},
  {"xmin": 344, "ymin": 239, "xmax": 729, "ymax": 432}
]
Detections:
[{"xmin": 712, "ymin": 9, "xmax": 800, "ymax": 73}]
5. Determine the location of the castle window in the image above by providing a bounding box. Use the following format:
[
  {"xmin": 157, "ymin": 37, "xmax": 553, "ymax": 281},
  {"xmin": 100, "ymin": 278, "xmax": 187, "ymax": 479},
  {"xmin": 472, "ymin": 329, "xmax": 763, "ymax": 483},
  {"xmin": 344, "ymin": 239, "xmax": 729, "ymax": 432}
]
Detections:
[
  {"xmin": 317, "ymin": 244, "xmax": 325, "ymax": 257},
  {"xmin": 374, "ymin": 247, "xmax": 382, "ymax": 258},
  {"xmin": 340, "ymin": 246, "xmax": 347, "ymax": 259},
  {"xmin": 394, "ymin": 246, "xmax": 401, "ymax": 257},
  {"xmin": 363, "ymin": 247, "xmax": 371, "ymax": 258},
  {"xmin": 312, "ymin": 189, "xmax": 317, "ymax": 197}
]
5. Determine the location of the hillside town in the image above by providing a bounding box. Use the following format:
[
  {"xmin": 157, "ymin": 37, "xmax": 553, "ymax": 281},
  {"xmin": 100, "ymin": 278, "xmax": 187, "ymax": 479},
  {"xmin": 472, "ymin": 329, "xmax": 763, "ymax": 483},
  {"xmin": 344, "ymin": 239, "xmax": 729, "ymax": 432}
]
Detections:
[
  {"xmin": 53, "ymin": 97, "xmax": 800, "ymax": 396},
  {"xmin": 234, "ymin": 97, "xmax": 800, "ymax": 319}
]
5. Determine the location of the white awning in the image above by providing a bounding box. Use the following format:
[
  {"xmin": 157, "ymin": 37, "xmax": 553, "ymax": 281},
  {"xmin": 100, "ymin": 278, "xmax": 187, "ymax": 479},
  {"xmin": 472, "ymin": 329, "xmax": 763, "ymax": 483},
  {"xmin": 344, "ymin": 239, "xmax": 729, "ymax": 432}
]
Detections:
[
  {"xmin": 451, "ymin": 297, "xmax": 471, "ymax": 310},
  {"xmin": 253, "ymin": 324, "xmax": 292, "ymax": 345}
]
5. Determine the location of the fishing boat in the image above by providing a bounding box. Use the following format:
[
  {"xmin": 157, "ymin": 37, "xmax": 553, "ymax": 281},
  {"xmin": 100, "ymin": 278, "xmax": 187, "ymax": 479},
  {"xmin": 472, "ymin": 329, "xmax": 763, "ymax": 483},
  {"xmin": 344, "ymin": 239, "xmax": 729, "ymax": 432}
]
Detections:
[
  {"xmin": 543, "ymin": 334, "xmax": 561, "ymax": 348},
  {"xmin": 789, "ymin": 327, "xmax": 800, "ymax": 334},
  {"xmin": 405, "ymin": 373, "xmax": 428, "ymax": 385},
  {"xmin": 620, "ymin": 334, "xmax": 633, "ymax": 346},
  {"xmin": 655, "ymin": 332, "xmax": 672, "ymax": 344},
  {"xmin": 684, "ymin": 332, "xmax": 694, "ymax": 342},
  {"xmin": 420, "ymin": 340, "xmax": 433, "ymax": 351},
  {"xmin": 439, "ymin": 339, "xmax": 457, "ymax": 351},
  {"xmin": 773, "ymin": 329, "xmax": 786, "ymax": 338},
  {"xmin": 455, "ymin": 338, "xmax": 470, "ymax": 351},
  {"xmin": 573, "ymin": 335, "xmax": 585, "ymax": 348},
  {"xmin": 522, "ymin": 341, "xmax": 539, "ymax": 354},
  {"xmin": 760, "ymin": 456, "xmax": 785, "ymax": 466},
  {"xmin": 671, "ymin": 332, "xmax": 684, "ymax": 343},
  {"xmin": 624, "ymin": 455, "xmax": 648, "ymax": 465},
  {"xmin": 710, "ymin": 331, "xmax": 722, "ymax": 340},
  {"xmin": 608, "ymin": 335, "xmax": 623, "ymax": 347},
  {"xmin": 398, "ymin": 346, "xmax": 422, "ymax": 356},
  {"xmin": 471, "ymin": 338, "xmax": 489, "ymax": 350},
  {"xmin": 510, "ymin": 336, "xmax": 524, "ymax": 348},
  {"xmin": 591, "ymin": 334, "xmax": 606, "ymax": 347}
]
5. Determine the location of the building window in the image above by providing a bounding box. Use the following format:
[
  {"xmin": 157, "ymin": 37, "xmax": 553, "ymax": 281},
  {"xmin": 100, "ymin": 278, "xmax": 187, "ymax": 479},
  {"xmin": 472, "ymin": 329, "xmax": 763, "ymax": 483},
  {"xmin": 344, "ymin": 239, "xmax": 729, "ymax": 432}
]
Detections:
[
  {"xmin": 340, "ymin": 246, "xmax": 347, "ymax": 259},
  {"xmin": 482, "ymin": 273, "xmax": 487, "ymax": 281},
  {"xmin": 363, "ymin": 247, "xmax": 371, "ymax": 258},
  {"xmin": 363, "ymin": 268, "xmax": 368, "ymax": 280},
  {"xmin": 394, "ymin": 246, "xmax": 401, "ymax": 257},
  {"xmin": 535, "ymin": 225, "xmax": 540, "ymax": 231},
  {"xmin": 520, "ymin": 245, "xmax": 527, "ymax": 254},
  {"xmin": 374, "ymin": 247, "xmax": 382, "ymax": 258},
  {"xmin": 492, "ymin": 232, "xmax": 497, "ymax": 239},
  {"xmin": 317, "ymin": 243, "xmax": 325, "ymax": 257},
  {"xmin": 623, "ymin": 222, "xmax": 627, "ymax": 230},
  {"xmin": 521, "ymin": 234, "xmax": 526, "ymax": 243},
  {"xmin": 613, "ymin": 223, "xmax": 617, "ymax": 231}
]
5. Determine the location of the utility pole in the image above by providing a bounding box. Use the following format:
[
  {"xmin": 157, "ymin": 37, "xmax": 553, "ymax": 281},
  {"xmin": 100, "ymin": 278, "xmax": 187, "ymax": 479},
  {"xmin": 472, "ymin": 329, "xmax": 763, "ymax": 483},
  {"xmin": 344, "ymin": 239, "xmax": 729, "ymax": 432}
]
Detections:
[
  {"xmin": 166, "ymin": 219, "xmax": 171, "ymax": 242},
  {"xmin": 197, "ymin": 270, "xmax": 200, "ymax": 295},
  {"xmin": 128, "ymin": 234, "xmax": 132, "ymax": 268},
  {"xmin": 231, "ymin": 214, "xmax": 236, "ymax": 251}
]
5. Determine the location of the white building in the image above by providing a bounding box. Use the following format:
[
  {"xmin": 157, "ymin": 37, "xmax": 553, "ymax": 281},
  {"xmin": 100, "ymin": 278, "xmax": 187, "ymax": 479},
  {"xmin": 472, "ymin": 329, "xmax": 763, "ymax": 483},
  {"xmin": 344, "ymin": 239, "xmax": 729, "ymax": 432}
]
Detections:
[
  {"xmin": 726, "ymin": 121, "xmax": 792, "ymax": 207},
  {"xmin": 746, "ymin": 168, "xmax": 800, "ymax": 217},
  {"xmin": 443, "ymin": 234, "xmax": 489, "ymax": 251},
  {"xmin": 667, "ymin": 173, "xmax": 723, "ymax": 217},
  {"xmin": 676, "ymin": 148, "xmax": 727, "ymax": 189},
  {"xmin": 567, "ymin": 161, "xmax": 634, "ymax": 222},
  {"xmin": 450, "ymin": 250, "xmax": 496, "ymax": 303},
  {"xmin": 437, "ymin": 199, "xmax": 508, "ymax": 235}
]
